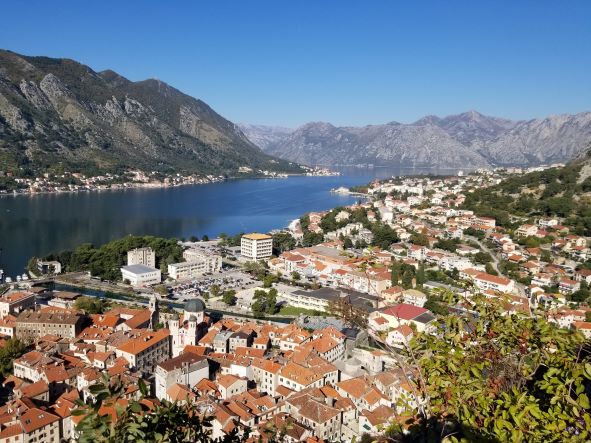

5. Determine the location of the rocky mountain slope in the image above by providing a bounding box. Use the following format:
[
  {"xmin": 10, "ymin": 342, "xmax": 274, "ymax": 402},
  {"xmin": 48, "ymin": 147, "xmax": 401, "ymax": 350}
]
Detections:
[
  {"xmin": 0, "ymin": 50, "xmax": 300, "ymax": 176},
  {"xmin": 243, "ymin": 111, "xmax": 591, "ymax": 168}
]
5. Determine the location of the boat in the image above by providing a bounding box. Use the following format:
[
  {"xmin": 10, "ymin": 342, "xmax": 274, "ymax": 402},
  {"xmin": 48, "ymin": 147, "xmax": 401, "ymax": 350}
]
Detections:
[
  {"xmin": 16, "ymin": 275, "xmax": 21, "ymax": 282},
  {"xmin": 21, "ymin": 273, "xmax": 29, "ymax": 281},
  {"xmin": 5, "ymin": 277, "xmax": 12, "ymax": 283}
]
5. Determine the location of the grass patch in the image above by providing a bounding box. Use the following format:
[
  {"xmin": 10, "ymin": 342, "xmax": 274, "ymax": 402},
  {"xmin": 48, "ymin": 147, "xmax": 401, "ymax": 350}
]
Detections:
[{"xmin": 278, "ymin": 305, "xmax": 325, "ymax": 316}]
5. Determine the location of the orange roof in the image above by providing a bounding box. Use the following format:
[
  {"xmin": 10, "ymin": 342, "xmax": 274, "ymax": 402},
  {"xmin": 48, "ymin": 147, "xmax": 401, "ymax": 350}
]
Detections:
[
  {"xmin": 19, "ymin": 408, "xmax": 60, "ymax": 433},
  {"xmin": 117, "ymin": 329, "xmax": 169, "ymax": 356}
]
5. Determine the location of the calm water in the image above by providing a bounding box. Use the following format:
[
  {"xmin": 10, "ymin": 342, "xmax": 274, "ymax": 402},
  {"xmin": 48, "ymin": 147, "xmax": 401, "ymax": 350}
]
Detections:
[{"xmin": 0, "ymin": 166, "xmax": 461, "ymax": 278}]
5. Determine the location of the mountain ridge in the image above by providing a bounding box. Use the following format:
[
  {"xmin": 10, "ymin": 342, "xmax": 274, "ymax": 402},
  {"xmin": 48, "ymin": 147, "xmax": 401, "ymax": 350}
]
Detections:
[
  {"xmin": 0, "ymin": 49, "xmax": 301, "ymax": 176},
  {"xmin": 240, "ymin": 110, "xmax": 591, "ymax": 168}
]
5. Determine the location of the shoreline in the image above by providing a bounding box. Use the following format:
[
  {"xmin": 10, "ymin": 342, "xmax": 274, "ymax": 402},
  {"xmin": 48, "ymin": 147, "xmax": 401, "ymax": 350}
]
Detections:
[{"xmin": 0, "ymin": 170, "xmax": 340, "ymax": 198}]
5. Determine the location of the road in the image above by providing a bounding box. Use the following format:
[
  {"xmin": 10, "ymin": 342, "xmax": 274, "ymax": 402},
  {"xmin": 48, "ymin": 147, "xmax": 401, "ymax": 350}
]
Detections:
[{"xmin": 467, "ymin": 235, "xmax": 527, "ymax": 298}]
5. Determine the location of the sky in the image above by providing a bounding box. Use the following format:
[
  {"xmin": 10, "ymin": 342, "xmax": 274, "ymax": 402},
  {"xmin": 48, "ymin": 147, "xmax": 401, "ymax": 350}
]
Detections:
[{"xmin": 1, "ymin": 1, "xmax": 590, "ymax": 127}]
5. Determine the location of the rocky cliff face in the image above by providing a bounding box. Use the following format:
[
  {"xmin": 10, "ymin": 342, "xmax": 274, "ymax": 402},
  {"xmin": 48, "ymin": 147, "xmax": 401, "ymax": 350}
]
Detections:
[
  {"xmin": 244, "ymin": 111, "xmax": 591, "ymax": 168},
  {"xmin": 0, "ymin": 50, "xmax": 299, "ymax": 175}
]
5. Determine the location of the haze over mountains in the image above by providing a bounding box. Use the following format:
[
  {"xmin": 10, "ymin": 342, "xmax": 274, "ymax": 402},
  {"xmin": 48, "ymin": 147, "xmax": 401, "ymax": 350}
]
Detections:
[
  {"xmin": 240, "ymin": 111, "xmax": 591, "ymax": 168},
  {"xmin": 0, "ymin": 50, "xmax": 299, "ymax": 176}
]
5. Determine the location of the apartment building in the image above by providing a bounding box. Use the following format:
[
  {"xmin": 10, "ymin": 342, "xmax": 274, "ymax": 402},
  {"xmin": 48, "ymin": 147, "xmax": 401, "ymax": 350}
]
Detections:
[
  {"xmin": 240, "ymin": 233, "xmax": 273, "ymax": 260},
  {"xmin": 127, "ymin": 247, "xmax": 156, "ymax": 268},
  {"xmin": 115, "ymin": 329, "xmax": 171, "ymax": 374},
  {"xmin": 16, "ymin": 310, "xmax": 86, "ymax": 340},
  {"xmin": 168, "ymin": 253, "xmax": 222, "ymax": 280}
]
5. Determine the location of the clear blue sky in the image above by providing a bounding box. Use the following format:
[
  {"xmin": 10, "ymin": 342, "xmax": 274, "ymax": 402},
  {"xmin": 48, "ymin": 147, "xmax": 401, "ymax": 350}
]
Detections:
[{"xmin": 1, "ymin": 1, "xmax": 590, "ymax": 127}]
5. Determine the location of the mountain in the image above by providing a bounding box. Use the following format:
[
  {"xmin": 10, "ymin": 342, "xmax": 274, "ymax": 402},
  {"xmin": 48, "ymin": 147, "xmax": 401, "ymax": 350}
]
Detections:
[
  {"xmin": 0, "ymin": 50, "xmax": 301, "ymax": 176},
  {"xmin": 243, "ymin": 111, "xmax": 591, "ymax": 168},
  {"xmin": 238, "ymin": 124, "xmax": 293, "ymax": 151}
]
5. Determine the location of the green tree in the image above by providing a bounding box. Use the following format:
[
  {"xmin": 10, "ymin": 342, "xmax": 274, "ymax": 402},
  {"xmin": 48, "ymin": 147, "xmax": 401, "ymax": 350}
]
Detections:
[
  {"xmin": 263, "ymin": 274, "xmax": 278, "ymax": 288},
  {"xmin": 484, "ymin": 263, "xmax": 499, "ymax": 276},
  {"xmin": 0, "ymin": 338, "xmax": 27, "ymax": 378},
  {"xmin": 209, "ymin": 284, "xmax": 221, "ymax": 298},
  {"xmin": 291, "ymin": 271, "xmax": 301, "ymax": 281},
  {"xmin": 222, "ymin": 290, "xmax": 236, "ymax": 306},
  {"xmin": 343, "ymin": 237, "xmax": 354, "ymax": 249},
  {"xmin": 202, "ymin": 234, "xmax": 209, "ymax": 241},
  {"xmin": 272, "ymin": 232, "xmax": 296, "ymax": 254},
  {"xmin": 371, "ymin": 224, "xmax": 399, "ymax": 250},
  {"xmin": 402, "ymin": 269, "xmax": 414, "ymax": 289},
  {"xmin": 416, "ymin": 264, "xmax": 426, "ymax": 286},
  {"xmin": 473, "ymin": 251, "xmax": 493, "ymax": 264},
  {"xmin": 74, "ymin": 296, "xmax": 106, "ymax": 314}
]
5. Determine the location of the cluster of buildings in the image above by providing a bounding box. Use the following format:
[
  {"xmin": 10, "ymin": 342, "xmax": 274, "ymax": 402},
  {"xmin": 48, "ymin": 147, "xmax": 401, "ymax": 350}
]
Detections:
[
  {"xmin": 120, "ymin": 245, "xmax": 223, "ymax": 287},
  {"xmin": 1, "ymin": 170, "xmax": 224, "ymax": 195},
  {"xmin": 0, "ymin": 283, "xmax": 420, "ymax": 442}
]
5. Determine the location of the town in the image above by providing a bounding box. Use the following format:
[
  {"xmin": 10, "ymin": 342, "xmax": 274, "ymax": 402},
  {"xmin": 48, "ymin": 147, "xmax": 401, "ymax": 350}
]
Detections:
[
  {"xmin": 0, "ymin": 165, "xmax": 337, "ymax": 196},
  {"xmin": 0, "ymin": 163, "xmax": 590, "ymax": 442}
]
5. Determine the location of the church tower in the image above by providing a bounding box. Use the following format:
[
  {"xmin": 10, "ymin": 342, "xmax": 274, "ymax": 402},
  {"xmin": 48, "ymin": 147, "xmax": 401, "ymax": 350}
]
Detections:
[{"xmin": 149, "ymin": 294, "xmax": 159, "ymax": 330}]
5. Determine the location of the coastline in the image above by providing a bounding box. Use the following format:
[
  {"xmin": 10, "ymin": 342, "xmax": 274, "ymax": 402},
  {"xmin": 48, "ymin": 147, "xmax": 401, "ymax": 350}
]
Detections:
[{"xmin": 0, "ymin": 169, "xmax": 339, "ymax": 198}]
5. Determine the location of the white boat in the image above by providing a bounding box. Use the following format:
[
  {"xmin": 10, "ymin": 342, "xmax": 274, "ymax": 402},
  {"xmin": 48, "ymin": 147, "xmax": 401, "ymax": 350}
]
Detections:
[
  {"xmin": 5, "ymin": 277, "xmax": 12, "ymax": 283},
  {"xmin": 21, "ymin": 273, "xmax": 29, "ymax": 281},
  {"xmin": 16, "ymin": 275, "xmax": 22, "ymax": 282}
]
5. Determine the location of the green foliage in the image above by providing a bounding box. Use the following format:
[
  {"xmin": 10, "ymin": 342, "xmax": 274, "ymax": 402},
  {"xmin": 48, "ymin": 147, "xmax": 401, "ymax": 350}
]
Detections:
[
  {"xmin": 251, "ymin": 288, "xmax": 278, "ymax": 317},
  {"xmin": 393, "ymin": 294, "xmax": 591, "ymax": 442},
  {"xmin": 0, "ymin": 338, "xmax": 27, "ymax": 379},
  {"xmin": 302, "ymin": 231, "xmax": 324, "ymax": 247},
  {"xmin": 209, "ymin": 284, "xmax": 221, "ymax": 298},
  {"xmin": 44, "ymin": 236, "xmax": 183, "ymax": 281},
  {"xmin": 411, "ymin": 232, "xmax": 430, "ymax": 247},
  {"xmin": 219, "ymin": 232, "xmax": 243, "ymax": 247},
  {"xmin": 263, "ymin": 274, "xmax": 278, "ymax": 288},
  {"xmin": 484, "ymin": 263, "xmax": 498, "ymax": 276},
  {"xmin": 242, "ymin": 261, "xmax": 267, "ymax": 280},
  {"xmin": 433, "ymin": 238, "xmax": 459, "ymax": 252},
  {"xmin": 222, "ymin": 290, "xmax": 237, "ymax": 306},
  {"xmin": 74, "ymin": 296, "xmax": 107, "ymax": 314},
  {"xmin": 463, "ymin": 163, "xmax": 591, "ymax": 234},
  {"xmin": 371, "ymin": 224, "xmax": 399, "ymax": 250},
  {"xmin": 272, "ymin": 232, "xmax": 296, "ymax": 254},
  {"xmin": 473, "ymin": 251, "xmax": 493, "ymax": 264}
]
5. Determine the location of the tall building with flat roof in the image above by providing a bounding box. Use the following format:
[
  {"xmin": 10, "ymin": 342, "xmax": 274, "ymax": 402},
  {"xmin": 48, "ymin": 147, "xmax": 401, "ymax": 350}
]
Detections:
[
  {"xmin": 241, "ymin": 233, "xmax": 273, "ymax": 261},
  {"xmin": 127, "ymin": 247, "xmax": 156, "ymax": 268}
]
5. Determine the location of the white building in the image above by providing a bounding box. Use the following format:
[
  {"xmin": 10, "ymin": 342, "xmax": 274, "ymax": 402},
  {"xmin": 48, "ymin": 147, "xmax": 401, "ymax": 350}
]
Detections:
[
  {"xmin": 155, "ymin": 353, "xmax": 209, "ymax": 400},
  {"xmin": 127, "ymin": 247, "xmax": 156, "ymax": 268},
  {"xmin": 168, "ymin": 251, "xmax": 222, "ymax": 280},
  {"xmin": 121, "ymin": 264, "xmax": 161, "ymax": 287},
  {"xmin": 0, "ymin": 291, "xmax": 36, "ymax": 317},
  {"xmin": 169, "ymin": 298, "xmax": 206, "ymax": 357},
  {"xmin": 241, "ymin": 233, "xmax": 273, "ymax": 260}
]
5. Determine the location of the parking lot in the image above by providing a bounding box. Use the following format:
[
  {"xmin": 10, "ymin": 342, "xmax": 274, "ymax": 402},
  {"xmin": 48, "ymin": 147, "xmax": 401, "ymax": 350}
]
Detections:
[{"xmin": 168, "ymin": 269, "xmax": 259, "ymax": 301}]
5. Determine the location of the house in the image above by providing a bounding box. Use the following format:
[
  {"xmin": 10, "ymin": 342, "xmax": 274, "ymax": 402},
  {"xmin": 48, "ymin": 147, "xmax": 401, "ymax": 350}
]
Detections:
[
  {"xmin": 370, "ymin": 304, "xmax": 435, "ymax": 333},
  {"xmin": 515, "ymin": 224, "xmax": 538, "ymax": 237},
  {"xmin": 385, "ymin": 325, "xmax": 414, "ymax": 348},
  {"xmin": 558, "ymin": 279, "xmax": 580, "ymax": 295},
  {"xmin": 402, "ymin": 289, "xmax": 427, "ymax": 307},
  {"xmin": 216, "ymin": 374, "xmax": 248, "ymax": 399}
]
